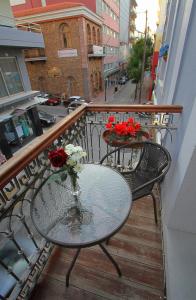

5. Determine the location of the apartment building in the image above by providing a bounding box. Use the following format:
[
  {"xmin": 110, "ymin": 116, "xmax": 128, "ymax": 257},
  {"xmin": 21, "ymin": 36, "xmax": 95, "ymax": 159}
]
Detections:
[
  {"xmin": 129, "ymin": 0, "xmax": 137, "ymax": 45},
  {"xmin": 119, "ymin": 0, "xmax": 137, "ymax": 71}
]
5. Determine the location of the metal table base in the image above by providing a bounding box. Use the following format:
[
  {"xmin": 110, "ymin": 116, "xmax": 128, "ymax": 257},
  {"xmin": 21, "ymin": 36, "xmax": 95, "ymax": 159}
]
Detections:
[{"xmin": 66, "ymin": 242, "xmax": 122, "ymax": 287}]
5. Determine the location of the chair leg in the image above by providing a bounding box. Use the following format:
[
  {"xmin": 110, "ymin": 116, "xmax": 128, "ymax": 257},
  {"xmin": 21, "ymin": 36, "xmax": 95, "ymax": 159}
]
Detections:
[{"xmin": 151, "ymin": 192, "xmax": 158, "ymax": 224}]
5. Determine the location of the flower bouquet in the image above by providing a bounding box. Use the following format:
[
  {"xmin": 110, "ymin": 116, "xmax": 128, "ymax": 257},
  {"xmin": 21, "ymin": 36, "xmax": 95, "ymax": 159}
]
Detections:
[
  {"xmin": 48, "ymin": 144, "xmax": 86, "ymax": 194},
  {"xmin": 103, "ymin": 116, "xmax": 149, "ymax": 147},
  {"xmin": 48, "ymin": 144, "xmax": 92, "ymax": 229}
]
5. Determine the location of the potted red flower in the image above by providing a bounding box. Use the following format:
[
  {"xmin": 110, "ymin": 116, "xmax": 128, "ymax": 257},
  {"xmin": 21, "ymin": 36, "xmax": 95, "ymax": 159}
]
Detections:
[{"xmin": 103, "ymin": 116, "xmax": 149, "ymax": 147}]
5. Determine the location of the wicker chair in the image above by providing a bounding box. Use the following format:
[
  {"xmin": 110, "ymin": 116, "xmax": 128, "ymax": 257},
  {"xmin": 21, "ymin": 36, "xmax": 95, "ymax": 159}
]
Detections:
[{"xmin": 100, "ymin": 141, "xmax": 171, "ymax": 223}]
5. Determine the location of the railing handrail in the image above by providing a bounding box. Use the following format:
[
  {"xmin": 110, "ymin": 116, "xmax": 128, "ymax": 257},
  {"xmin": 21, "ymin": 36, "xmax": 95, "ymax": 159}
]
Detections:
[
  {"xmin": 0, "ymin": 104, "xmax": 183, "ymax": 189},
  {"xmin": 86, "ymin": 104, "xmax": 183, "ymax": 113}
]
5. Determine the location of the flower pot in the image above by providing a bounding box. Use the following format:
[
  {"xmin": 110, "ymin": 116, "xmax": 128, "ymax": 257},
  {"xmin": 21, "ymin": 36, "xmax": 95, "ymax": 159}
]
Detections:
[{"xmin": 102, "ymin": 130, "xmax": 149, "ymax": 148}]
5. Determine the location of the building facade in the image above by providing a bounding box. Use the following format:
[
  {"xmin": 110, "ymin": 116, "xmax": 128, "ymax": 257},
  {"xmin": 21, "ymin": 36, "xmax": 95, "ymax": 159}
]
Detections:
[
  {"xmin": 100, "ymin": 0, "xmax": 120, "ymax": 85},
  {"xmin": 13, "ymin": 3, "xmax": 104, "ymax": 100},
  {"xmin": 129, "ymin": 0, "xmax": 137, "ymax": 46},
  {"xmin": 150, "ymin": 0, "xmax": 168, "ymax": 89},
  {"xmin": 154, "ymin": 1, "xmax": 196, "ymax": 299},
  {"xmin": 0, "ymin": 1, "xmax": 44, "ymax": 112},
  {"xmin": 119, "ymin": 0, "xmax": 137, "ymax": 72},
  {"xmin": 11, "ymin": 0, "xmax": 121, "ymax": 89},
  {"xmin": 0, "ymin": 0, "xmax": 45, "ymax": 160}
]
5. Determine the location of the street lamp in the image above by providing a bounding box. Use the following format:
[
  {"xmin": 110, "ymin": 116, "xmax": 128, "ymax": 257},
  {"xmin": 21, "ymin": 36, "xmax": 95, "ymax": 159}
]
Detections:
[{"xmin": 104, "ymin": 77, "xmax": 108, "ymax": 102}]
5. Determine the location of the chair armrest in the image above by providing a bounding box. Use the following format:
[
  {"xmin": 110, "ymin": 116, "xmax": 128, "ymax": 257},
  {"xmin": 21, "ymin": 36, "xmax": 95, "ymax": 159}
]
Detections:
[{"xmin": 132, "ymin": 164, "xmax": 170, "ymax": 194}]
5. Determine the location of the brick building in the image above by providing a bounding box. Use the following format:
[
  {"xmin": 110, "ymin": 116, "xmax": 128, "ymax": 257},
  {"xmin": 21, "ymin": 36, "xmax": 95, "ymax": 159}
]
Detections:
[
  {"xmin": 13, "ymin": 3, "xmax": 104, "ymax": 100},
  {"xmin": 11, "ymin": 0, "xmax": 121, "ymax": 90}
]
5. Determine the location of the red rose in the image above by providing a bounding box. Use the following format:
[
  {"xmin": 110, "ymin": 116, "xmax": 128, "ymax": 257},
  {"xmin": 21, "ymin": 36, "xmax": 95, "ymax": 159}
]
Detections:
[
  {"xmin": 48, "ymin": 148, "xmax": 68, "ymax": 168},
  {"xmin": 108, "ymin": 115, "xmax": 115, "ymax": 123}
]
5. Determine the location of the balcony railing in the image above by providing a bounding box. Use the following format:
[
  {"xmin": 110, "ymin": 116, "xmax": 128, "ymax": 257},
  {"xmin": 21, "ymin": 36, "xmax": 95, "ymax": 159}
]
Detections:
[
  {"xmin": 24, "ymin": 49, "xmax": 47, "ymax": 62},
  {"xmin": 0, "ymin": 104, "xmax": 182, "ymax": 300},
  {"xmin": 16, "ymin": 22, "xmax": 42, "ymax": 33},
  {"xmin": 88, "ymin": 45, "xmax": 105, "ymax": 57}
]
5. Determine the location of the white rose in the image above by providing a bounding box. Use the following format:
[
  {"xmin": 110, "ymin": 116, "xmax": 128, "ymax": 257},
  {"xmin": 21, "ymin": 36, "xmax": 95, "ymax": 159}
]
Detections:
[
  {"xmin": 73, "ymin": 164, "xmax": 83, "ymax": 173},
  {"xmin": 71, "ymin": 153, "xmax": 81, "ymax": 161},
  {"xmin": 74, "ymin": 146, "xmax": 83, "ymax": 152},
  {"xmin": 65, "ymin": 144, "xmax": 75, "ymax": 154},
  {"xmin": 67, "ymin": 159, "xmax": 76, "ymax": 166}
]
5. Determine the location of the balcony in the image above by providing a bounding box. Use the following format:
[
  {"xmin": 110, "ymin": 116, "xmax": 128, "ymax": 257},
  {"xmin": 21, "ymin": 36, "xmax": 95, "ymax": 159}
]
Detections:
[
  {"xmin": 24, "ymin": 48, "xmax": 47, "ymax": 62},
  {"xmin": 88, "ymin": 45, "xmax": 105, "ymax": 57},
  {"xmin": 0, "ymin": 21, "xmax": 44, "ymax": 49},
  {"xmin": 0, "ymin": 104, "xmax": 182, "ymax": 300}
]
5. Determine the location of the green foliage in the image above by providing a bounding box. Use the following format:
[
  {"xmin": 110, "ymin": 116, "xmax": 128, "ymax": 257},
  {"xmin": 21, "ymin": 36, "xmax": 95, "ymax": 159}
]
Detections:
[{"xmin": 128, "ymin": 36, "xmax": 153, "ymax": 83}]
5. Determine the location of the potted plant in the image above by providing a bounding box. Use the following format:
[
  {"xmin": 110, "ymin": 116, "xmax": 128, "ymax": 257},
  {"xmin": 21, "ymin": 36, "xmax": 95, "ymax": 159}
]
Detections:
[{"xmin": 103, "ymin": 116, "xmax": 149, "ymax": 147}]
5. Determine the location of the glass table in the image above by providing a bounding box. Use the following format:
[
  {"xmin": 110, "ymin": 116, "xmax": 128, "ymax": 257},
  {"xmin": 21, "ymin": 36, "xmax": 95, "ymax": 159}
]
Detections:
[{"xmin": 31, "ymin": 164, "xmax": 132, "ymax": 286}]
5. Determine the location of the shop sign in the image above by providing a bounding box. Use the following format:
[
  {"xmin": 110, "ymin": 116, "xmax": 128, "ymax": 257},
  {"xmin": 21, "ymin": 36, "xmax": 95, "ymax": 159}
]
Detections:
[
  {"xmin": 58, "ymin": 49, "xmax": 78, "ymax": 57},
  {"xmin": 92, "ymin": 45, "xmax": 103, "ymax": 55}
]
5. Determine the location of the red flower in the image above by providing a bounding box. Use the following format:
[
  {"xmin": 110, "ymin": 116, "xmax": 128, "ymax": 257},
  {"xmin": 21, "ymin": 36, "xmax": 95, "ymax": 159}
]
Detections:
[
  {"xmin": 135, "ymin": 123, "xmax": 141, "ymax": 131},
  {"xmin": 108, "ymin": 115, "xmax": 115, "ymax": 123},
  {"xmin": 127, "ymin": 117, "xmax": 134, "ymax": 124},
  {"xmin": 48, "ymin": 148, "xmax": 68, "ymax": 168},
  {"xmin": 127, "ymin": 125, "xmax": 136, "ymax": 136},
  {"xmin": 106, "ymin": 122, "xmax": 113, "ymax": 129},
  {"xmin": 115, "ymin": 124, "xmax": 128, "ymax": 135}
]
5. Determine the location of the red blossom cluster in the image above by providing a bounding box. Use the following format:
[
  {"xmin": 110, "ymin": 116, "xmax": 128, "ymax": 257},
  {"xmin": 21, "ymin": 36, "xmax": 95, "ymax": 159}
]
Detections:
[{"xmin": 106, "ymin": 116, "xmax": 141, "ymax": 137}]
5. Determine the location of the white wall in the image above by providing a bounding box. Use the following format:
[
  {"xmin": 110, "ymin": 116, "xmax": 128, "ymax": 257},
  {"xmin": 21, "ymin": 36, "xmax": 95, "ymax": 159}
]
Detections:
[
  {"xmin": 156, "ymin": 0, "xmax": 196, "ymax": 299},
  {"xmin": 159, "ymin": 0, "xmax": 196, "ymax": 234}
]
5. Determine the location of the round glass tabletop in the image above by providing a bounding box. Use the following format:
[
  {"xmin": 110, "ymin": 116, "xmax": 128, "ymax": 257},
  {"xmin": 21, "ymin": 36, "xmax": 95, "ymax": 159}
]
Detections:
[{"xmin": 31, "ymin": 164, "xmax": 132, "ymax": 247}]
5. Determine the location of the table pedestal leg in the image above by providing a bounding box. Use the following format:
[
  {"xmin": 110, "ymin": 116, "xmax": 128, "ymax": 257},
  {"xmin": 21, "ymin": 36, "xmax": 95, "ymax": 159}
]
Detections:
[
  {"xmin": 66, "ymin": 248, "xmax": 81, "ymax": 287},
  {"xmin": 99, "ymin": 243, "xmax": 122, "ymax": 277}
]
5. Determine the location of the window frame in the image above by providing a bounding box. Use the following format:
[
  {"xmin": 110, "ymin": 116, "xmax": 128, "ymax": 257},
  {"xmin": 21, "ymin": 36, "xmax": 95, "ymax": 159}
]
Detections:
[{"xmin": 0, "ymin": 56, "xmax": 24, "ymax": 99}]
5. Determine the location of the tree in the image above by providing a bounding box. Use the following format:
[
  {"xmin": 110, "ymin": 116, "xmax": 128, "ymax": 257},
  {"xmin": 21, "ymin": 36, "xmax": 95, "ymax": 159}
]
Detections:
[{"xmin": 128, "ymin": 37, "xmax": 153, "ymax": 100}]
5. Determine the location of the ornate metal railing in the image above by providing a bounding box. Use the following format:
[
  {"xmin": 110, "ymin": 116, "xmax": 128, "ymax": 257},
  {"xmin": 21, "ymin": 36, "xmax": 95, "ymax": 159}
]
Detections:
[{"xmin": 0, "ymin": 105, "xmax": 182, "ymax": 300}]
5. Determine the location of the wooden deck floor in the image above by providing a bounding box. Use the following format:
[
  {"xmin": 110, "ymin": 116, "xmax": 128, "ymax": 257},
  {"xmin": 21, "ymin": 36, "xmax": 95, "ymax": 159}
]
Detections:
[{"xmin": 30, "ymin": 196, "xmax": 164, "ymax": 300}]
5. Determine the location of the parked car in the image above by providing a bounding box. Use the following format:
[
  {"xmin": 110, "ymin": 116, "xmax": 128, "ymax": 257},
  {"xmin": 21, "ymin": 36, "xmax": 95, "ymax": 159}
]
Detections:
[
  {"xmin": 37, "ymin": 92, "xmax": 49, "ymax": 99},
  {"xmin": 118, "ymin": 77, "xmax": 126, "ymax": 85},
  {"xmin": 68, "ymin": 96, "xmax": 85, "ymax": 102},
  {"xmin": 45, "ymin": 96, "xmax": 61, "ymax": 106},
  {"xmin": 67, "ymin": 100, "xmax": 88, "ymax": 113},
  {"xmin": 38, "ymin": 111, "xmax": 56, "ymax": 126},
  {"xmin": 63, "ymin": 96, "xmax": 86, "ymax": 107}
]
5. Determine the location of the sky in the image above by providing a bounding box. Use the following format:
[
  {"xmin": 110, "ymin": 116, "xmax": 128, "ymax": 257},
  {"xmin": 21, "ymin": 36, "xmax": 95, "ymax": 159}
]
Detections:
[{"xmin": 135, "ymin": 0, "xmax": 159, "ymax": 34}]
